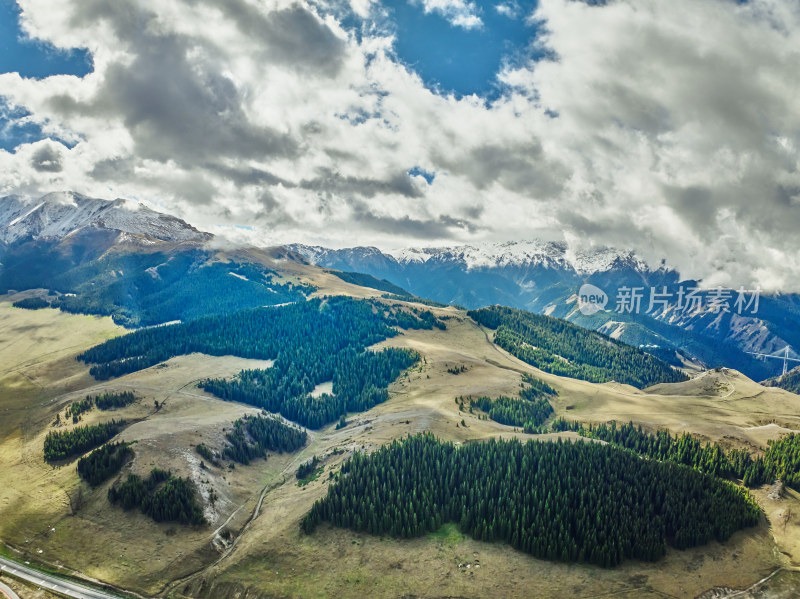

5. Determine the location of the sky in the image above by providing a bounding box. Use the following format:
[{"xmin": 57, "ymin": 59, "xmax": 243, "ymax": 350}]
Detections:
[{"xmin": 0, "ymin": 0, "xmax": 799, "ymax": 290}]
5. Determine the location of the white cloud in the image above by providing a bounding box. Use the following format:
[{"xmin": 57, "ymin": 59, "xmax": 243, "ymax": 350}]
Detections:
[
  {"xmin": 0, "ymin": 0, "xmax": 799, "ymax": 290},
  {"xmin": 495, "ymin": 2, "xmax": 520, "ymax": 19},
  {"xmin": 416, "ymin": 0, "xmax": 483, "ymax": 30}
]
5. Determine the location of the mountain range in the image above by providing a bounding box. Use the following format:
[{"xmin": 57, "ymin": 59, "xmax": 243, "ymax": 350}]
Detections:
[{"xmin": 1, "ymin": 192, "xmax": 798, "ymax": 381}]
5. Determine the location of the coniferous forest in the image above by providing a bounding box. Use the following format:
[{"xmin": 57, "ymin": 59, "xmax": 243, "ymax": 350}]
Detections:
[
  {"xmin": 302, "ymin": 434, "xmax": 759, "ymax": 567},
  {"xmin": 763, "ymin": 433, "xmax": 800, "ymax": 489},
  {"xmin": 203, "ymin": 346, "xmax": 418, "ymax": 429},
  {"xmin": 108, "ymin": 468, "xmax": 205, "ymax": 525},
  {"xmin": 551, "ymin": 420, "xmax": 800, "ymax": 490},
  {"xmin": 78, "ymin": 297, "xmax": 421, "ymax": 429},
  {"xmin": 0, "ymin": 244, "xmax": 313, "ymax": 327},
  {"xmin": 12, "ymin": 296, "xmax": 50, "ymax": 310},
  {"xmin": 77, "ymin": 442, "xmax": 134, "ymax": 486},
  {"xmin": 64, "ymin": 391, "xmax": 136, "ymax": 422},
  {"xmin": 66, "ymin": 397, "xmax": 94, "ymax": 420},
  {"xmin": 94, "ymin": 391, "xmax": 137, "ymax": 410},
  {"xmin": 222, "ymin": 414, "xmax": 308, "ymax": 465},
  {"xmin": 468, "ymin": 306, "xmax": 687, "ymax": 388},
  {"xmin": 469, "ymin": 374, "xmax": 557, "ymax": 433},
  {"xmin": 80, "ymin": 297, "xmax": 411, "ymax": 379},
  {"xmin": 43, "ymin": 421, "xmax": 126, "ymax": 462}
]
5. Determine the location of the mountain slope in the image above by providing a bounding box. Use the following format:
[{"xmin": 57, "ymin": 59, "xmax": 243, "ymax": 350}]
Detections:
[
  {"xmin": 289, "ymin": 242, "xmax": 797, "ymax": 380},
  {"xmin": 0, "ymin": 192, "xmax": 210, "ymax": 244},
  {"xmin": 469, "ymin": 305, "xmax": 687, "ymax": 388},
  {"xmin": 763, "ymin": 365, "xmax": 800, "ymax": 394}
]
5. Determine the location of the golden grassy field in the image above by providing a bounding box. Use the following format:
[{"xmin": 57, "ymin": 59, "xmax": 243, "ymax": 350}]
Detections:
[{"xmin": 1, "ymin": 291, "xmax": 799, "ymax": 598}]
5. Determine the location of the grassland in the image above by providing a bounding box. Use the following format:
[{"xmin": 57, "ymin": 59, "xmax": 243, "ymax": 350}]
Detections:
[
  {"xmin": 1, "ymin": 289, "xmax": 800, "ymax": 598},
  {"xmin": 172, "ymin": 306, "xmax": 800, "ymax": 599}
]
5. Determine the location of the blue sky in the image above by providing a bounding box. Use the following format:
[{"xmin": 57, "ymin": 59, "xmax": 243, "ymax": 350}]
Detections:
[
  {"xmin": 385, "ymin": 0, "xmax": 538, "ymax": 97},
  {"xmin": 0, "ymin": 0, "xmax": 92, "ymax": 79},
  {"xmin": 0, "ymin": 0, "xmax": 89, "ymax": 150}
]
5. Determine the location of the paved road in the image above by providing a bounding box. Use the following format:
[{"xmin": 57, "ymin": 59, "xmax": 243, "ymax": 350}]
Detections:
[
  {"xmin": 0, "ymin": 556, "xmax": 122, "ymax": 599},
  {"xmin": 0, "ymin": 578, "xmax": 21, "ymax": 599}
]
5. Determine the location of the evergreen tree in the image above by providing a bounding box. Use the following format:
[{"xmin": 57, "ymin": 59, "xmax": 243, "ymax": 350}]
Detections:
[{"xmin": 302, "ymin": 434, "xmax": 759, "ymax": 568}]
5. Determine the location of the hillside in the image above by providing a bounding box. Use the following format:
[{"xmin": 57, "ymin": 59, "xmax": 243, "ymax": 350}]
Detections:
[
  {"xmin": 290, "ymin": 242, "xmax": 798, "ymax": 381},
  {"xmin": 763, "ymin": 365, "xmax": 800, "ymax": 395},
  {"xmin": 0, "ymin": 193, "xmax": 792, "ymax": 381},
  {"xmin": 469, "ymin": 305, "xmax": 687, "ymax": 388}
]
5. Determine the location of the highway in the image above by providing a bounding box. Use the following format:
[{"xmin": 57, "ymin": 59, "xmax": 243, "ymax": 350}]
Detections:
[
  {"xmin": 0, "ymin": 556, "xmax": 122, "ymax": 599},
  {"xmin": 0, "ymin": 578, "xmax": 20, "ymax": 599}
]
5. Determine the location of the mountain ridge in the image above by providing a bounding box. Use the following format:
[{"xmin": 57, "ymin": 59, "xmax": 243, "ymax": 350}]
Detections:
[
  {"xmin": 289, "ymin": 240, "xmax": 652, "ymax": 275},
  {"xmin": 0, "ymin": 192, "xmax": 211, "ymax": 245}
]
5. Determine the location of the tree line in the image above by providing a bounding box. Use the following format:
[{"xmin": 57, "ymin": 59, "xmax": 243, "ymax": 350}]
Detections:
[
  {"xmin": 196, "ymin": 443, "xmax": 218, "ymax": 467},
  {"xmin": 468, "ymin": 306, "xmax": 687, "ymax": 388},
  {"xmin": 763, "ymin": 366, "xmax": 800, "ymax": 395},
  {"xmin": 44, "ymin": 420, "xmax": 126, "ymax": 462},
  {"xmin": 95, "ymin": 391, "xmax": 137, "ymax": 410},
  {"xmin": 468, "ymin": 374, "xmax": 557, "ymax": 433},
  {"xmin": 762, "ymin": 433, "xmax": 800, "ymax": 489},
  {"xmin": 80, "ymin": 297, "xmax": 403, "ymax": 379},
  {"xmin": 297, "ymin": 455, "xmax": 321, "ymax": 480},
  {"xmin": 12, "ymin": 297, "xmax": 50, "ymax": 310},
  {"xmin": 35, "ymin": 247, "xmax": 312, "ymax": 328},
  {"xmin": 66, "ymin": 397, "xmax": 94, "ymax": 421},
  {"xmin": 302, "ymin": 434, "xmax": 759, "ymax": 567},
  {"xmin": 328, "ymin": 271, "xmax": 410, "ymax": 296},
  {"xmin": 62, "ymin": 392, "xmax": 137, "ymax": 424}
]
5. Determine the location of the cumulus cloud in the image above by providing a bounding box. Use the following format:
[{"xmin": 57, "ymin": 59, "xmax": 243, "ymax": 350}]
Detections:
[
  {"xmin": 415, "ymin": 0, "xmax": 483, "ymax": 29},
  {"xmin": 0, "ymin": 0, "xmax": 799, "ymax": 290},
  {"xmin": 494, "ymin": 2, "xmax": 520, "ymax": 19},
  {"xmin": 29, "ymin": 141, "xmax": 63, "ymax": 172}
]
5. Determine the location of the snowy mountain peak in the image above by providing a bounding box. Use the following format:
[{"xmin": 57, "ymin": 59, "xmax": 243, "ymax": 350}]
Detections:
[
  {"xmin": 387, "ymin": 240, "xmax": 648, "ymax": 274},
  {"xmin": 288, "ymin": 240, "xmax": 653, "ymax": 276},
  {"xmin": 0, "ymin": 192, "xmax": 211, "ymax": 244}
]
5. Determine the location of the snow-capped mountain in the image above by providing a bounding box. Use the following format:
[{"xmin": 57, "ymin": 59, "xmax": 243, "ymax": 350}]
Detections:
[
  {"xmin": 290, "ymin": 241, "xmax": 650, "ymax": 276},
  {"xmin": 388, "ymin": 241, "xmax": 649, "ymax": 274},
  {"xmin": 0, "ymin": 192, "xmax": 210, "ymax": 245}
]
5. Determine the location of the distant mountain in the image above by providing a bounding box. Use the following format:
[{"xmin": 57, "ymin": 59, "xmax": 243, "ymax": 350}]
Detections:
[
  {"xmin": 288, "ymin": 242, "xmax": 800, "ymax": 380},
  {"xmin": 1, "ymin": 193, "xmax": 797, "ymax": 380},
  {"xmin": 0, "ymin": 193, "xmax": 309, "ymax": 327},
  {"xmin": 0, "ymin": 192, "xmax": 210, "ymax": 245},
  {"xmin": 293, "ymin": 240, "xmax": 648, "ymax": 274}
]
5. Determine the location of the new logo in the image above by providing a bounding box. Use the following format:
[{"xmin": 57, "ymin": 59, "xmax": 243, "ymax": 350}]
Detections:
[{"xmin": 578, "ymin": 283, "xmax": 608, "ymax": 315}]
